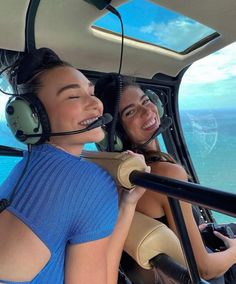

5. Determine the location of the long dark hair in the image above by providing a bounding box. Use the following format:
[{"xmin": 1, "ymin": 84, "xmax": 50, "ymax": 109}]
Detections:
[{"xmin": 8, "ymin": 48, "xmax": 71, "ymax": 96}]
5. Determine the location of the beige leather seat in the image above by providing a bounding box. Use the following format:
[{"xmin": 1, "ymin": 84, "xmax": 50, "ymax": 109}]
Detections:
[{"xmin": 124, "ymin": 211, "xmax": 186, "ymax": 270}]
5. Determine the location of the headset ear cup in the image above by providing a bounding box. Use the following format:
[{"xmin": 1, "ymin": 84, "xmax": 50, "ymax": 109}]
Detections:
[
  {"xmin": 113, "ymin": 133, "xmax": 123, "ymax": 152},
  {"xmin": 5, "ymin": 95, "xmax": 51, "ymax": 145},
  {"xmin": 96, "ymin": 130, "xmax": 109, "ymax": 151},
  {"xmin": 96, "ymin": 129, "xmax": 124, "ymax": 152},
  {"xmin": 27, "ymin": 95, "xmax": 51, "ymax": 143},
  {"xmin": 145, "ymin": 89, "xmax": 164, "ymax": 118}
]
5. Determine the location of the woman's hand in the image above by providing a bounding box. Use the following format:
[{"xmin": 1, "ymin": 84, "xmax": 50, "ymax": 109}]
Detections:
[
  {"xmin": 199, "ymin": 223, "xmax": 208, "ymax": 232},
  {"xmin": 213, "ymin": 230, "xmax": 236, "ymax": 250},
  {"xmin": 119, "ymin": 150, "xmax": 150, "ymax": 205}
]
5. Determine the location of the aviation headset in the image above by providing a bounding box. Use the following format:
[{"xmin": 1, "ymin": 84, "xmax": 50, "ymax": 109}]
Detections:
[
  {"xmin": 95, "ymin": 73, "xmax": 165, "ymax": 152},
  {"xmin": 5, "ymin": 95, "xmax": 51, "ymax": 145},
  {"xmin": 0, "ymin": 49, "xmax": 56, "ymax": 213},
  {"xmin": 2, "ymin": 92, "xmax": 50, "ymax": 212},
  {"xmin": 4, "ymin": 48, "xmax": 65, "ymax": 145}
]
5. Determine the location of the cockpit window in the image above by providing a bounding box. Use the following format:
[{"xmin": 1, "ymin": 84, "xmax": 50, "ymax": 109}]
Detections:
[
  {"xmin": 179, "ymin": 42, "xmax": 236, "ymax": 223},
  {"xmin": 93, "ymin": 0, "xmax": 219, "ymax": 53}
]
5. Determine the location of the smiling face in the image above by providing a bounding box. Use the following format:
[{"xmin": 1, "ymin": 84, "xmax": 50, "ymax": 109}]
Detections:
[
  {"xmin": 37, "ymin": 66, "xmax": 104, "ymax": 153},
  {"xmin": 119, "ymin": 86, "xmax": 160, "ymax": 146}
]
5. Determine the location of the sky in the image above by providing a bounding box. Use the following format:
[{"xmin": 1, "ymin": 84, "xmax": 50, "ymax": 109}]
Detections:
[
  {"xmin": 95, "ymin": 0, "xmax": 214, "ymax": 52},
  {"xmin": 179, "ymin": 42, "xmax": 236, "ymax": 110}
]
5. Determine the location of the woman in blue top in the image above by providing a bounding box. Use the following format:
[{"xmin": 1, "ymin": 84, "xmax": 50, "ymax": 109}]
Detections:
[{"xmin": 0, "ymin": 49, "xmax": 146, "ymax": 283}]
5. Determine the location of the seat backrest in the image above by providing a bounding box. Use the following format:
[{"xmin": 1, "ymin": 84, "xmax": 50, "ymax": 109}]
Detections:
[{"xmin": 124, "ymin": 211, "xmax": 186, "ymax": 269}]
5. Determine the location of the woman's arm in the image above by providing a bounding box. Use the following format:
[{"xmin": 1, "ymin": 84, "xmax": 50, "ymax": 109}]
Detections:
[
  {"xmin": 65, "ymin": 237, "xmax": 110, "ymax": 284},
  {"xmin": 151, "ymin": 162, "xmax": 236, "ymax": 280},
  {"xmin": 65, "ymin": 152, "xmax": 147, "ymax": 284},
  {"xmin": 107, "ymin": 151, "xmax": 148, "ymax": 283},
  {"xmin": 107, "ymin": 185, "xmax": 146, "ymax": 284}
]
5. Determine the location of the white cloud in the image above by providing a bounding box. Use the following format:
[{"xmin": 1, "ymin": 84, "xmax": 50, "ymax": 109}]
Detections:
[
  {"xmin": 179, "ymin": 42, "xmax": 236, "ymax": 109},
  {"xmin": 140, "ymin": 17, "xmax": 213, "ymax": 51},
  {"xmin": 183, "ymin": 42, "xmax": 236, "ymax": 85},
  {"xmin": 141, "ymin": 17, "xmax": 236, "ymax": 108}
]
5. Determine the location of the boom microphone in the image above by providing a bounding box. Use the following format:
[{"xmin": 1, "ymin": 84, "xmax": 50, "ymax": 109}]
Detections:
[
  {"xmin": 16, "ymin": 113, "xmax": 113, "ymax": 142},
  {"xmin": 133, "ymin": 116, "xmax": 172, "ymax": 150},
  {"xmin": 155, "ymin": 116, "xmax": 172, "ymax": 136}
]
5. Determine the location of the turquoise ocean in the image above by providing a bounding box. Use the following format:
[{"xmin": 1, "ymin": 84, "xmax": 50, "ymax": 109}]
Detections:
[{"xmin": 0, "ymin": 108, "xmax": 236, "ymax": 223}]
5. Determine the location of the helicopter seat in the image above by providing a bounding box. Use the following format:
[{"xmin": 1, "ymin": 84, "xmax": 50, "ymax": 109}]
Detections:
[
  {"xmin": 120, "ymin": 211, "xmax": 193, "ymax": 284},
  {"xmin": 81, "ymin": 150, "xmax": 192, "ymax": 283}
]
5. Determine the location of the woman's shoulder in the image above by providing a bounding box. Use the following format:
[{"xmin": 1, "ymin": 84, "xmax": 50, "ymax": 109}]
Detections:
[
  {"xmin": 151, "ymin": 161, "xmax": 188, "ymax": 181},
  {"xmin": 81, "ymin": 159, "xmax": 115, "ymax": 182},
  {"xmin": 33, "ymin": 144, "xmax": 115, "ymax": 186}
]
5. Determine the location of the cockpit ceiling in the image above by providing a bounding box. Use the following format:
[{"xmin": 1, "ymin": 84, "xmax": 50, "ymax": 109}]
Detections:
[{"xmin": 0, "ymin": 0, "xmax": 236, "ymax": 78}]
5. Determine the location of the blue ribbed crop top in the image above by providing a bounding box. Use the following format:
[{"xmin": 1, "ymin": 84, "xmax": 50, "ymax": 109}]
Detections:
[{"xmin": 0, "ymin": 144, "xmax": 118, "ymax": 283}]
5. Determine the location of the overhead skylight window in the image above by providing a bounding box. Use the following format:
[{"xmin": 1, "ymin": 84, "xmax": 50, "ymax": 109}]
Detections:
[{"xmin": 93, "ymin": 0, "xmax": 219, "ymax": 53}]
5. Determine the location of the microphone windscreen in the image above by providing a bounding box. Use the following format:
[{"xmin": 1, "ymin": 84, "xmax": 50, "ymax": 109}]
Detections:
[
  {"xmin": 102, "ymin": 113, "xmax": 113, "ymax": 125},
  {"xmin": 86, "ymin": 113, "xmax": 113, "ymax": 131}
]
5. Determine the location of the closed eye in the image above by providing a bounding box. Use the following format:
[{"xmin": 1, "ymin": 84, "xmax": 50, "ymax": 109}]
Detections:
[{"xmin": 68, "ymin": 96, "xmax": 80, "ymax": 99}]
